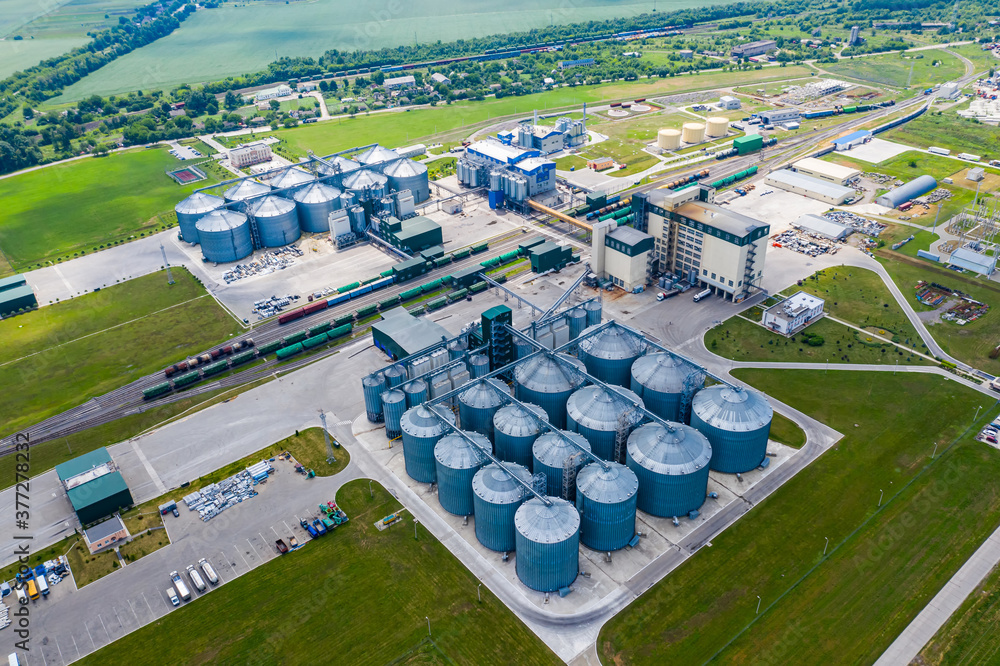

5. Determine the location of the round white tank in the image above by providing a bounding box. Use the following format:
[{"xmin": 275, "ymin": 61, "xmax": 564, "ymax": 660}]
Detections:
[
  {"xmin": 682, "ymin": 123, "xmax": 706, "ymax": 144},
  {"xmin": 657, "ymin": 129, "xmax": 681, "ymax": 150},
  {"xmin": 706, "ymin": 117, "xmax": 729, "ymax": 138}
]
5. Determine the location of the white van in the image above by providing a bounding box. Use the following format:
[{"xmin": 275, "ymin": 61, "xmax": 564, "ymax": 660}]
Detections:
[{"xmin": 13, "ymin": 585, "xmax": 26, "ymax": 604}]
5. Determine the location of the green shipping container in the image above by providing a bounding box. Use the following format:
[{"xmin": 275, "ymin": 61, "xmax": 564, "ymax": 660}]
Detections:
[
  {"xmin": 256, "ymin": 340, "xmax": 282, "ymax": 355},
  {"xmin": 333, "ymin": 314, "xmax": 354, "ymax": 327},
  {"xmin": 173, "ymin": 371, "xmax": 201, "ymax": 388},
  {"xmin": 143, "ymin": 383, "xmax": 171, "ymax": 399},
  {"xmin": 202, "ymin": 359, "xmax": 229, "ymax": 377},
  {"xmin": 230, "ymin": 350, "xmax": 255, "ymax": 366},
  {"xmin": 282, "ymin": 331, "xmax": 307, "ymax": 345},
  {"xmin": 276, "ymin": 343, "xmax": 304, "ymax": 360},
  {"xmin": 399, "ymin": 287, "xmax": 422, "ymax": 301},
  {"xmin": 302, "ymin": 334, "xmax": 328, "ymax": 349},
  {"xmin": 425, "ymin": 297, "xmax": 447, "ymax": 311},
  {"xmin": 337, "ymin": 282, "xmax": 361, "ymax": 294},
  {"xmin": 308, "ymin": 322, "xmax": 332, "ymax": 337},
  {"xmin": 328, "ymin": 323, "xmax": 353, "ymax": 339}
]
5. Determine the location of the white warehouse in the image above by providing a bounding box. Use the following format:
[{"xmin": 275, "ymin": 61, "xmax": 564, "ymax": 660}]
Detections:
[{"xmin": 764, "ymin": 170, "xmax": 855, "ymax": 205}]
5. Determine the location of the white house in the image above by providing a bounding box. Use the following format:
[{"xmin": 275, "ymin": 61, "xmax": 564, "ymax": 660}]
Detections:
[{"xmin": 762, "ymin": 291, "xmax": 825, "ymax": 335}]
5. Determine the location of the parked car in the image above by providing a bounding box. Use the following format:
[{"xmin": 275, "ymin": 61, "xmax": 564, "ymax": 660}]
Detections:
[{"xmin": 172, "ymin": 507, "xmax": 180, "ymax": 518}]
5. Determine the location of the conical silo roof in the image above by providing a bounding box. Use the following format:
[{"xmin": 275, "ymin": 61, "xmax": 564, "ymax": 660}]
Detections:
[
  {"xmin": 435, "ymin": 431, "xmax": 489, "ymax": 470},
  {"xmin": 626, "ymin": 422, "xmax": 712, "ymax": 475},
  {"xmin": 175, "ymin": 191, "xmax": 223, "ymax": 215},
  {"xmin": 401, "ymin": 405, "xmax": 456, "ymax": 438},
  {"xmin": 343, "ymin": 169, "xmax": 388, "ymax": 189},
  {"xmin": 318, "ymin": 155, "xmax": 361, "ymax": 175},
  {"xmin": 514, "ymin": 497, "xmax": 580, "ymax": 543},
  {"xmin": 578, "ymin": 324, "xmax": 647, "ymax": 361},
  {"xmin": 356, "ymin": 144, "xmax": 399, "ymax": 165},
  {"xmin": 251, "ymin": 195, "xmax": 296, "ymax": 217},
  {"xmin": 473, "ymin": 463, "xmax": 531, "ymax": 504},
  {"xmin": 195, "ymin": 209, "xmax": 247, "ymax": 233},
  {"xmin": 270, "ymin": 166, "xmax": 315, "ymax": 189},
  {"xmin": 576, "ymin": 461, "xmax": 638, "ymax": 503},
  {"xmin": 494, "ymin": 403, "xmax": 547, "ymax": 437},
  {"xmin": 292, "ymin": 180, "xmax": 341, "ymax": 204},
  {"xmin": 383, "ymin": 159, "xmax": 427, "ymax": 177},
  {"xmin": 533, "ymin": 430, "xmax": 591, "ymax": 466},
  {"xmin": 514, "ymin": 353, "xmax": 585, "ymax": 393},
  {"xmin": 459, "ymin": 379, "xmax": 510, "ymax": 409},
  {"xmin": 631, "ymin": 353, "xmax": 704, "ymax": 393},
  {"xmin": 566, "ymin": 385, "xmax": 644, "ymax": 432},
  {"xmin": 691, "ymin": 386, "xmax": 772, "ymax": 432},
  {"xmin": 224, "ymin": 179, "xmax": 270, "ymax": 201}
]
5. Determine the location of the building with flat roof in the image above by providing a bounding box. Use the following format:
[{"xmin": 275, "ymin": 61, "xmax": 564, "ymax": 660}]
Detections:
[
  {"xmin": 83, "ymin": 515, "xmax": 129, "ymax": 554},
  {"xmin": 632, "ymin": 185, "xmax": 769, "ymax": 302},
  {"xmin": 55, "ymin": 448, "xmax": 134, "ymax": 526},
  {"xmin": 731, "ymin": 39, "xmax": 777, "ymax": 58},
  {"xmin": 372, "ymin": 307, "xmax": 450, "ymax": 359},
  {"xmin": 598, "ymin": 225, "xmax": 655, "ymax": 292},
  {"xmin": 758, "ymin": 108, "xmax": 801, "ymax": 125},
  {"xmin": 833, "ymin": 129, "xmax": 872, "ymax": 151},
  {"xmin": 718, "ymin": 95, "xmax": 740, "ymax": 110},
  {"xmin": 764, "ymin": 170, "xmax": 855, "ymax": 205},
  {"xmin": 794, "ymin": 214, "xmax": 852, "ymax": 240},
  {"xmin": 763, "ymin": 291, "xmax": 825, "ymax": 335},
  {"xmin": 253, "ymin": 85, "xmax": 292, "ymax": 102},
  {"xmin": 384, "ymin": 75, "xmax": 416, "ymax": 90},
  {"xmin": 229, "ymin": 142, "xmax": 272, "ymax": 168},
  {"xmin": 462, "ymin": 139, "xmax": 556, "ymax": 198},
  {"xmin": 792, "ymin": 158, "xmax": 860, "ymax": 185}
]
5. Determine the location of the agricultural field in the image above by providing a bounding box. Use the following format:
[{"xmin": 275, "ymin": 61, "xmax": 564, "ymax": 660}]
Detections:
[
  {"xmin": 822, "ymin": 49, "xmax": 966, "ymax": 89},
  {"xmin": 793, "ymin": 267, "xmax": 924, "ymax": 348},
  {"xmin": 600, "ymin": 369, "xmax": 1000, "ymax": 664},
  {"xmin": 883, "ymin": 111, "xmax": 1000, "ymax": 161},
  {"xmin": 705, "ymin": 315, "xmax": 931, "ymax": 365},
  {"xmin": 918, "ymin": 559, "xmax": 1000, "ymax": 664},
  {"xmin": 875, "ymin": 252, "xmax": 1000, "ymax": 374},
  {"xmin": 0, "ymin": 146, "xmax": 217, "ymax": 273},
  {"xmin": 50, "ymin": 0, "xmax": 735, "ymax": 101},
  {"xmin": 0, "ymin": 268, "xmax": 241, "ymax": 440},
  {"xmin": 80, "ymin": 479, "xmax": 560, "ymax": 665},
  {"xmin": 267, "ymin": 67, "xmax": 811, "ymax": 158}
]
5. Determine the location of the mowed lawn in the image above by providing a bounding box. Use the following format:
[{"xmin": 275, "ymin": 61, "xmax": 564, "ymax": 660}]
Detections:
[
  {"xmin": 0, "ymin": 146, "xmax": 213, "ymax": 273},
  {"xmin": 883, "ymin": 112, "xmax": 1000, "ymax": 161},
  {"xmin": 0, "ymin": 268, "xmax": 241, "ymax": 438},
  {"xmin": 600, "ymin": 370, "xmax": 1000, "ymax": 665},
  {"xmin": 79, "ymin": 479, "xmax": 560, "ymax": 665},
  {"xmin": 823, "ymin": 49, "xmax": 965, "ymax": 88},
  {"xmin": 918, "ymin": 559, "xmax": 1000, "ymax": 664}
]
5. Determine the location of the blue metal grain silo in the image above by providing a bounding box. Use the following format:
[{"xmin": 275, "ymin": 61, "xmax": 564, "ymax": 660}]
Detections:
[
  {"xmin": 400, "ymin": 405, "xmax": 456, "ymax": 483},
  {"xmin": 402, "ymin": 379, "xmax": 429, "ymax": 408},
  {"xmin": 514, "ymin": 354, "xmax": 586, "ymax": 428},
  {"xmin": 363, "ymin": 373, "xmax": 386, "ymax": 422},
  {"xmin": 196, "ymin": 210, "xmax": 253, "ymax": 263},
  {"xmin": 458, "ymin": 379, "xmax": 510, "ymax": 441},
  {"xmin": 578, "ymin": 324, "xmax": 647, "ymax": 387},
  {"xmin": 568, "ymin": 307, "xmax": 588, "ymax": 340},
  {"xmin": 269, "ymin": 166, "xmax": 315, "ymax": 190},
  {"xmin": 626, "ymin": 422, "xmax": 712, "ymax": 517},
  {"xmin": 434, "ymin": 431, "xmax": 489, "ymax": 516},
  {"xmin": 223, "ymin": 178, "xmax": 270, "ymax": 202},
  {"xmin": 515, "ymin": 497, "xmax": 581, "ymax": 592},
  {"xmin": 566, "ymin": 385, "xmax": 645, "ymax": 461},
  {"xmin": 690, "ymin": 386, "xmax": 773, "ymax": 474},
  {"xmin": 583, "ymin": 300, "xmax": 602, "ymax": 328},
  {"xmin": 630, "ymin": 353, "xmax": 706, "ymax": 423},
  {"xmin": 575, "ymin": 462, "xmax": 638, "ymax": 551},
  {"xmin": 493, "ymin": 403, "xmax": 547, "ymax": 468},
  {"xmin": 251, "ymin": 195, "xmax": 301, "ymax": 247},
  {"xmin": 469, "ymin": 354, "xmax": 490, "ymax": 378},
  {"xmin": 292, "ymin": 181, "xmax": 342, "ymax": 233},
  {"xmin": 473, "ymin": 462, "xmax": 532, "ymax": 552},
  {"xmin": 532, "ymin": 431, "xmax": 591, "ymax": 498},
  {"xmin": 384, "ymin": 364, "xmax": 406, "ymax": 388},
  {"xmin": 174, "ymin": 192, "xmax": 223, "ymax": 244},
  {"xmin": 382, "ymin": 389, "xmax": 406, "ymax": 439}
]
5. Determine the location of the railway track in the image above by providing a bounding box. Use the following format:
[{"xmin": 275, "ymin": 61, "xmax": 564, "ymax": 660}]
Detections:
[{"xmin": 0, "ymin": 231, "xmax": 539, "ymax": 454}]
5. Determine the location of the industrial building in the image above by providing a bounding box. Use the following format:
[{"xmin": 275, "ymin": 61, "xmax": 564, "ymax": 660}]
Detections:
[
  {"xmin": 0, "ymin": 274, "xmax": 37, "ymax": 317},
  {"xmin": 762, "ymin": 291, "xmax": 825, "ymax": 335},
  {"xmin": 731, "ymin": 39, "xmax": 777, "ymax": 58},
  {"xmin": 939, "ymin": 82, "xmax": 961, "ymax": 99},
  {"xmin": 229, "ymin": 142, "xmax": 273, "ymax": 169},
  {"xmin": 757, "ymin": 108, "xmax": 800, "ymax": 125},
  {"xmin": 361, "ymin": 293, "xmax": 776, "ymax": 595},
  {"xmin": 559, "ymin": 58, "xmax": 595, "ymax": 68},
  {"xmin": 372, "ymin": 306, "xmax": 451, "ymax": 359},
  {"xmin": 793, "ymin": 214, "xmax": 852, "ymax": 240},
  {"xmin": 430, "ymin": 72, "xmax": 450, "ymax": 85},
  {"xmin": 511, "ymin": 114, "xmax": 587, "ymax": 154},
  {"xmin": 591, "ymin": 223, "xmax": 654, "ymax": 293},
  {"xmin": 458, "ymin": 139, "xmax": 557, "ymax": 207},
  {"xmin": 764, "ymin": 170, "xmax": 855, "ymax": 205},
  {"xmin": 631, "ymin": 185, "xmax": 769, "ymax": 302},
  {"xmin": 718, "ymin": 95, "xmax": 740, "ymax": 110},
  {"xmin": 679, "ymin": 49, "xmax": 694, "ymax": 59},
  {"xmin": 55, "ymin": 448, "xmax": 134, "ymax": 526},
  {"xmin": 833, "ymin": 130, "xmax": 872, "ymax": 152},
  {"xmin": 83, "ymin": 515, "xmax": 129, "ymax": 554},
  {"xmin": 948, "ymin": 248, "xmax": 997, "ymax": 276},
  {"xmin": 792, "ymin": 157, "xmax": 860, "ymax": 186},
  {"xmin": 875, "ymin": 175, "xmax": 937, "ymax": 208},
  {"xmin": 174, "ymin": 143, "xmax": 431, "ymax": 263}
]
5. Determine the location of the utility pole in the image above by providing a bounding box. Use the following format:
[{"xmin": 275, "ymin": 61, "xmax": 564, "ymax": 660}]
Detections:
[
  {"xmin": 160, "ymin": 243, "xmax": 174, "ymax": 285},
  {"xmin": 319, "ymin": 410, "xmax": 335, "ymax": 464}
]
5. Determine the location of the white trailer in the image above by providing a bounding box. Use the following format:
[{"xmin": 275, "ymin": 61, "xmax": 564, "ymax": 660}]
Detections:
[
  {"xmin": 186, "ymin": 565, "xmax": 206, "ymax": 592},
  {"xmin": 199, "ymin": 558, "xmax": 218, "ymax": 585},
  {"xmin": 170, "ymin": 571, "xmax": 191, "ymax": 601}
]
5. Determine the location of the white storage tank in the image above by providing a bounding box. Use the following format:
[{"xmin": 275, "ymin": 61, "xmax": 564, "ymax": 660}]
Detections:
[
  {"xmin": 682, "ymin": 122, "xmax": 706, "ymax": 144},
  {"xmin": 657, "ymin": 129, "xmax": 681, "ymax": 150},
  {"xmin": 706, "ymin": 117, "xmax": 729, "ymax": 138}
]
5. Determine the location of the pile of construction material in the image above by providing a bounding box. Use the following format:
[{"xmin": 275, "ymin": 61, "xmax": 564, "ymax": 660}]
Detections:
[
  {"xmin": 824, "ymin": 210, "xmax": 886, "ymax": 236},
  {"xmin": 223, "ymin": 245, "xmax": 304, "ymax": 284},
  {"xmin": 252, "ymin": 294, "xmax": 299, "ymax": 319},
  {"xmin": 182, "ymin": 467, "xmax": 268, "ymax": 522}
]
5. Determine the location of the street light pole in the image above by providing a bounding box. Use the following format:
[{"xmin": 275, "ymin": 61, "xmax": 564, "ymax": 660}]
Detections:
[
  {"xmin": 976, "ymin": 405, "xmax": 983, "ymax": 422},
  {"xmin": 756, "ymin": 595, "xmax": 761, "ymax": 615},
  {"xmin": 824, "ymin": 537, "xmax": 829, "ymax": 555},
  {"xmin": 932, "ymin": 442, "xmax": 938, "ymax": 459},
  {"xmin": 414, "ymin": 519, "xmax": 419, "ymax": 540},
  {"xmin": 878, "ymin": 489, "xmax": 884, "ymax": 507},
  {"xmin": 426, "ymin": 616, "xmax": 431, "ymax": 637},
  {"xmin": 369, "ymin": 480, "xmax": 373, "ymax": 499},
  {"xmin": 478, "ymin": 583, "xmax": 482, "ymax": 603}
]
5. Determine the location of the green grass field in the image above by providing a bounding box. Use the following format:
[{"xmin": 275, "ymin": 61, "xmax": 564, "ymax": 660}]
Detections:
[
  {"xmin": 883, "ymin": 112, "xmax": 1000, "ymax": 161},
  {"xmin": 0, "ymin": 268, "xmax": 240, "ymax": 439},
  {"xmin": 706, "ymin": 315, "xmax": 931, "ymax": 365},
  {"xmin": 793, "ymin": 267, "xmax": 924, "ymax": 348},
  {"xmin": 600, "ymin": 370, "xmax": 1000, "ymax": 664},
  {"xmin": 880, "ymin": 225, "xmax": 940, "ymax": 259},
  {"xmin": 823, "ymin": 49, "xmax": 965, "ymax": 89},
  {"xmin": 768, "ymin": 412, "xmax": 806, "ymax": 448},
  {"xmin": 0, "ymin": 146, "xmax": 216, "ymax": 273},
  {"xmin": 876, "ymin": 252, "xmax": 1000, "ymax": 374},
  {"xmin": 918, "ymin": 560, "xmax": 1000, "ymax": 664},
  {"xmin": 79, "ymin": 479, "xmax": 560, "ymax": 665}
]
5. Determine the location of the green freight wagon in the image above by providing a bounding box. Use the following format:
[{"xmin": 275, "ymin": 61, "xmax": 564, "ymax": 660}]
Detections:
[
  {"xmin": 361, "ymin": 275, "xmax": 382, "ymax": 285},
  {"xmin": 425, "ymin": 297, "xmax": 447, "ymax": 311},
  {"xmin": 470, "ymin": 242, "xmax": 489, "ymax": 254},
  {"xmin": 499, "ymin": 250, "xmax": 519, "ymax": 263},
  {"xmin": 143, "ymin": 383, "xmax": 172, "ymax": 400},
  {"xmin": 407, "ymin": 305, "xmax": 426, "ymax": 316},
  {"xmin": 420, "ymin": 278, "xmax": 442, "ymax": 293},
  {"xmin": 433, "ymin": 256, "xmax": 452, "ymax": 268},
  {"xmin": 843, "ymin": 105, "xmax": 857, "ymax": 114},
  {"xmin": 230, "ymin": 350, "xmax": 255, "ymax": 366},
  {"xmin": 308, "ymin": 322, "xmax": 332, "ymax": 337},
  {"xmin": 480, "ymin": 257, "xmax": 501, "ymax": 269},
  {"xmin": 173, "ymin": 371, "xmax": 201, "ymax": 388},
  {"xmin": 302, "ymin": 334, "xmax": 328, "ymax": 349},
  {"xmin": 202, "ymin": 359, "xmax": 229, "ymax": 377},
  {"xmin": 275, "ymin": 343, "xmax": 304, "ymax": 360},
  {"xmin": 379, "ymin": 269, "xmax": 394, "ymax": 277},
  {"xmin": 328, "ymin": 323, "xmax": 353, "ymax": 339},
  {"xmin": 282, "ymin": 330, "xmax": 308, "ymax": 345},
  {"xmin": 733, "ymin": 134, "xmax": 763, "ymax": 155},
  {"xmin": 469, "ymin": 281, "xmax": 488, "ymax": 294},
  {"xmin": 379, "ymin": 295, "xmax": 401, "ymax": 309},
  {"xmin": 451, "ymin": 248, "xmax": 471, "ymax": 260},
  {"xmin": 337, "ymin": 281, "xmax": 361, "ymax": 294},
  {"xmin": 256, "ymin": 340, "xmax": 282, "ymax": 355},
  {"xmin": 746, "ymin": 165, "xmax": 758, "ymax": 176},
  {"xmin": 447, "ymin": 288, "xmax": 469, "ymax": 302},
  {"xmin": 598, "ymin": 212, "xmax": 615, "ymax": 222},
  {"xmin": 333, "ymin": 314, "xmax": 354, "ymax": 327},
  {"xmin": 613, "ymin": 207, "xmax": 631, "ymax": 219},
  {"xmin": 355, "ymin": 304, "xmax": 377, "ymax": 318},
  {"xmin": 399, "ymin": 287, "xmax": 422, "ymax": 301}
]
